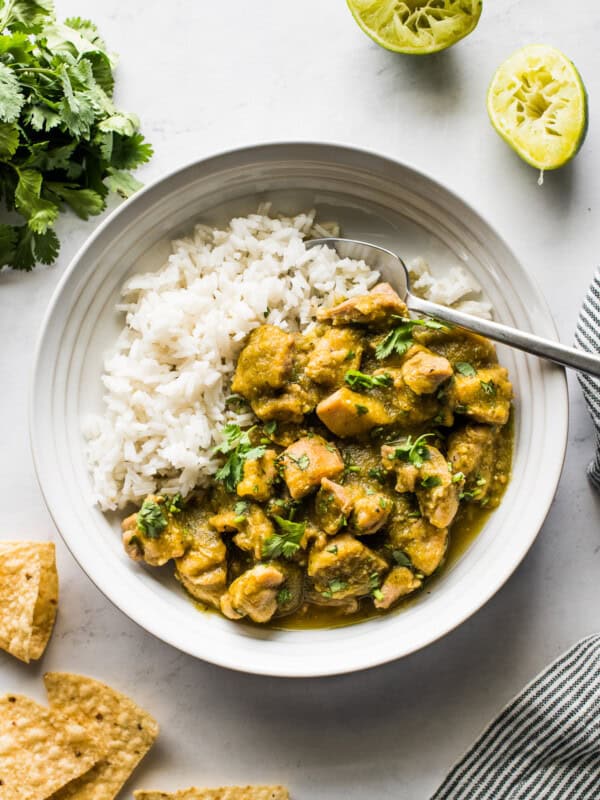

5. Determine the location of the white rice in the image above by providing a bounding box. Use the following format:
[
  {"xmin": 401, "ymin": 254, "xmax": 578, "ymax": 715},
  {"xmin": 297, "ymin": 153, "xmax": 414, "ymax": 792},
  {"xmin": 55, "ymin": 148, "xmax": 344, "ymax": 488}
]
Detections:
[{"xmin": 84, "ymin": 208, "xmax": 492, "ymax": 511}]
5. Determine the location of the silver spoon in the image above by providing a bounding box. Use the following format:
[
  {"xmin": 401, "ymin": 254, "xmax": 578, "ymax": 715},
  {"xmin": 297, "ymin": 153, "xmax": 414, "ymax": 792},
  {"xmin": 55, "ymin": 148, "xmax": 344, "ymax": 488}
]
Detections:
[{"xmin": 306, "ymin": 237, "xmax": 600, "ymax": 378}]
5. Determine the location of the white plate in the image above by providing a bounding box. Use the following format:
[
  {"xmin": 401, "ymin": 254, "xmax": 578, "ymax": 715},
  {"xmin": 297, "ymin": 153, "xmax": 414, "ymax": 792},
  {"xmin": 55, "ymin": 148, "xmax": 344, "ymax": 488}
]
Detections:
[{"xmin": 30, "ymin": 143, "xmax": 568, "ymax": 677}]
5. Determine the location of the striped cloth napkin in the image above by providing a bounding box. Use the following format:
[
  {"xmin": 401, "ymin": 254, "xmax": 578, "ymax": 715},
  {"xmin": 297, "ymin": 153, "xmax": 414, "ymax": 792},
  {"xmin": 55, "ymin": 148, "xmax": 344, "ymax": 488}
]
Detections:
[
  {"xmin": 575, "ymin": 267, "xmax": 600, "ymax": 488},
  {"xmin": 432, "ymin": 635, "xmax": 600, "ymax": 799},
  {"xmin": 432, "ymin": 273, "xmax": 600, "ymax": 799}
]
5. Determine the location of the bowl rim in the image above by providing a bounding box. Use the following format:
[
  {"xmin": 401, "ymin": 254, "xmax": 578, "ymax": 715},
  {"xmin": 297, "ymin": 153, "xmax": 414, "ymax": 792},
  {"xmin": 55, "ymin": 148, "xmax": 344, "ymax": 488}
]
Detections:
[{"xmin": 29, "ymin": 141, "xmax": 569, "ymax": 676}]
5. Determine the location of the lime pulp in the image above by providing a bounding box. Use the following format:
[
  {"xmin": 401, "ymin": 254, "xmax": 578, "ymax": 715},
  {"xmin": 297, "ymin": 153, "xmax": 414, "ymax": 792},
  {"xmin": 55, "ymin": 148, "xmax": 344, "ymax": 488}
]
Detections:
[
  {"xmin": 346, "ymin": 0, "xmax": 483, "ymax": 55},
  {"xmin": 487, "ymin": 44, "xmax": 588, "ymax": 172}
]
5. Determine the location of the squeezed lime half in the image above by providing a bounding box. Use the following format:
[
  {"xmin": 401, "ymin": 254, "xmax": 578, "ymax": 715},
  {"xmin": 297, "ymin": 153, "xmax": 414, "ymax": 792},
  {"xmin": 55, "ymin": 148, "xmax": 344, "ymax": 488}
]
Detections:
[
  {"xmin": 487, "ymin": 45, "xmax": 588, "ymax": 172},
  {"xmin": 346, "ymin": 0, "xmax": 482, "ymax": 55}
]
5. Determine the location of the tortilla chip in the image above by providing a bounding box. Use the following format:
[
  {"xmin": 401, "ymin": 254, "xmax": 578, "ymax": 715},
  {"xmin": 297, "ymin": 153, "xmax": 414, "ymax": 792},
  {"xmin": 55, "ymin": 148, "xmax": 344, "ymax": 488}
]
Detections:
[
  {"xmin": 0, "ymin": 694, "xmax": 106, "ymax": 800},
  {"xmin": 0, "ymin": 541, "xmax": 59, "ymax": 662},
  {"xmin": 134, "ymin": 788, "xmax": 289, "ymax": 800},
  {"xmin": 28, "ymin": 543, "xmax": 59, "ymax": 660},
  {"xmin": 44, "ymin": 673, "xmax": 159, "ymax": 800},
  {"xmin": 0, "ymin": 545, "xmax": 42, "ymax": 661}
]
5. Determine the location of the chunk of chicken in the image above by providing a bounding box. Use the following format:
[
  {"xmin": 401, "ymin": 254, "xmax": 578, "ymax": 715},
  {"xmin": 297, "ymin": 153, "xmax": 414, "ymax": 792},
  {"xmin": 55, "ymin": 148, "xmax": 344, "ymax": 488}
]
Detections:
[
  {"xmin": 174, "ymin": 509, "xmax": 227, "ymax": 609},
  {"xmin": 236, "ymin": 449, "xmax": 278, "ymax": 501},
  {"xmin": 315, "ymin": 478, "xmax": 354, "ymax": 535},
  {"xmin": 232, "ymin": 505, "xmax": 275, "ymax": 561},
  {"xmin": 390, "ymin": 517, "xmax": 448, "ymax": 576},
  {"xmin": 413, "ymin": 327, "xmax": 498, "ymax": 366},
  {"xmin": 374, "ymin": 567, "xmax": 422, "ymax": 609},
  {"xmin": 220, "ymin": 564, "xmax": 285, "ymax": 623},
  {"xmin": 382, "ymin": 444, "xmax": 459, "ymax": 528},
  {"xmin": 231, "ymin": 325, "xmax": 294, "ymax": 399},
  {"xmin": 351, "ymin": 492, "xmax": 392, "ymax": 534},
  {"xmin": 317, "ymin": 387, "xmax": 393, "ymax": 437},
  {"xmin": 415, "ymin": 446, "xmax": 460, "ymax": 529},
  {"xmin": 122, "ymin": 495, "xmax": 188, "ymax": 567},
  {"xmin": 381, "ymin": 445, "xmax": 419, "ymax": 493},
  {"xmin": 401, "ymin": 346, "xmax": 453, "ymax": 396},
  {"xmin": 318, "ymin": 283, "xmax": 408, "ymax": 327},
  {"xmin": 453, "ymin": 366, "xmax": 513, "ymax": 425},
  {"xmin": 448, "ymin": 424, "xmax": 499, "ymax": 502},
  {"xmin": 373, "ymin": 368, "xmax": 441, "ymax": 426},
  {"xmin": 208, "ymin": 510, "xmax": 241, "ymax": 532},
  {"xmin": 281, "ymin": 436, "xmax": 344, "ymax": 499},
  {"xmin": 250, "ymin": 383, "xmax": 316, "ymax": 424},
  {"xmin": 304, "ymin": 327, "xmax": 363, "ymax": 386},
  {"xmin": 308, "ymin": 533, "xmax": 388, "ymax": 600}
]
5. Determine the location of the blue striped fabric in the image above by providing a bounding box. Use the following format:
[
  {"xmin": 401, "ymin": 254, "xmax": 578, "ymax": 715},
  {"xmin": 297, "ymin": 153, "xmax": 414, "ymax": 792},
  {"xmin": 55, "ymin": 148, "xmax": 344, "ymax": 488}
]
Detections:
[
  {"xmin": 431, "ymin": 635, "xmax": 600, "ymax": 799},
  {"xmin": 575, "ymin": 268, "xmax": 600, "ymax": 489}
]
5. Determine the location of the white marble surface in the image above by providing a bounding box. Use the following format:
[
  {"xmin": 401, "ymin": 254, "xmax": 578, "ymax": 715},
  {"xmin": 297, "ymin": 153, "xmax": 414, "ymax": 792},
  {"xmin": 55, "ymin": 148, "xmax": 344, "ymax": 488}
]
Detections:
[{"xmin": 1, "ymin": 1, "xmax": 599, "ymax": 797}]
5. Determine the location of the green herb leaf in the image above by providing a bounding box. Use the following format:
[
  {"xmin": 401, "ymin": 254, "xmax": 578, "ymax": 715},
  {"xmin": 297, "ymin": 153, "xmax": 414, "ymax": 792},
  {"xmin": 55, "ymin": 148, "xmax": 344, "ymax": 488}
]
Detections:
[
  {"xmin": 289, "ymin": 453, "xmax": 310, "ymax": 471},
  {"xmin": 0, "ymin": 121, "xmax": 19, "ymax": 156},
  {"xmin": 368, "ymin": 572, "xmax": 381, "ymax": 593},
  {"xmin": 137, "ymin": 498, "xmax": 167, "ymax": 539},
  {"xmin": 392, "ymin": 550, "xmax": 413, "ymax": 568},
  {"xmin": 277, "ymin": 588, "xmax": 292, "ymax": 606},
  {"xmin": 0, "ymin": 62, "xmax": 24, "ymax": 123},
  {"xmin": 375, "ymin": 317, "xmax": 447, "ymax": 360},
  {"xmin": 344, "ymin": 369, "xmax": 392, "ymax": 390},
  {"xmin": 455, "ymin": 361, "xmax": 477, "ymax": 377},
  {"xmin": 328, "ymin": 578, "xmax": 348, "ymax": 594},
  {"xmin": 480, "ymin": 379, "xmax": 497, "ymax": 396},
  {"xmin": 368, "ymin": 467, "xmax": 386, "ymax": 482},
  {"xmin": 420, "ymin": 475, "xmax": 442, "ymax": 489},
  {"xmin": 167, "ymin": 493, "xmax": 185, "ymax": 514},
  {"xmin": 213, "ymin": 424, "xmax": 266, "ymax": 492},
  {"xmin": 355, "ymin": 404, "xmax": 369, "ymax": 416},
  {"xmin": 389, "ymin": 433, "xmax": 434, "ymax": 469},
  {"xmin": 262, "ymin": 515, "xmax": 306, "ymax": 560}
]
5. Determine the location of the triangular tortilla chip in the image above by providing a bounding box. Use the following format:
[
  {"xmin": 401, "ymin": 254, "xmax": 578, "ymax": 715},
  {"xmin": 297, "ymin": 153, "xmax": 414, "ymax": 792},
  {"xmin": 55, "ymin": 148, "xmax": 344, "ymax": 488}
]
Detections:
[
  {"xmin": 0, "ymin": 541, "xmax": 59, "ymax": 662},
  {"xmin": 134, "ymin": 788, "xmax": 289, "ymax": 800},
  {"xmin": 0, "ymin": 694, "xmax": 106, "ymax": 800},
  {"xmin": 28, "ymin": 543, "xmax": 59, "ymax": 660},
  {"xmin": 44, "ymin": 673, "xmax": 159, "ymax": 800},
  {"xmin": 0, "ymin": 545, "xmax": 42, "ymax": 661}
]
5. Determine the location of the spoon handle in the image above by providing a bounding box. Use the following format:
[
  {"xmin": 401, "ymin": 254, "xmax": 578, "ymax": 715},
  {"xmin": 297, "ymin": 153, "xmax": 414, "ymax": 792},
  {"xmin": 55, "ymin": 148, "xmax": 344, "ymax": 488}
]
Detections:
[{"xmin": 407, "ymin": 293, "xmax": 600, "ymax": 378}]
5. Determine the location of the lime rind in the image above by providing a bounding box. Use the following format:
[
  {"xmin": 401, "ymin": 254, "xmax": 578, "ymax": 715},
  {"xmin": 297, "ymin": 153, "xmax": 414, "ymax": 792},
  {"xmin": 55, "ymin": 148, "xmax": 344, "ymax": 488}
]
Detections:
[
  {"xmin": 347, "ymin": 0, "xmax": 483, "ymax": 55},
  {"xmin": 487, "ymin": 44, "xmax": 588, "ymax": 171}
]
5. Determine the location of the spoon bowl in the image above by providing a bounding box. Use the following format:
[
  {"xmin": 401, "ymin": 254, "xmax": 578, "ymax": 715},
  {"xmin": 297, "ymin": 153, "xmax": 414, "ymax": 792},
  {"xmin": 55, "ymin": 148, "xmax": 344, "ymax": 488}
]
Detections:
[{"xmin": 307, "ymin": 236, "xmax": 600, "ymax": 378}]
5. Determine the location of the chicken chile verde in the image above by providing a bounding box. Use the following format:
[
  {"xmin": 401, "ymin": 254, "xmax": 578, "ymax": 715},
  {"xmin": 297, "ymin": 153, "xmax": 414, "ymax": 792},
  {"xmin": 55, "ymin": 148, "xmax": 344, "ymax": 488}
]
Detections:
[{"xmin": 122, "ymin": 282, "xmax": 513, "ymax": 627}]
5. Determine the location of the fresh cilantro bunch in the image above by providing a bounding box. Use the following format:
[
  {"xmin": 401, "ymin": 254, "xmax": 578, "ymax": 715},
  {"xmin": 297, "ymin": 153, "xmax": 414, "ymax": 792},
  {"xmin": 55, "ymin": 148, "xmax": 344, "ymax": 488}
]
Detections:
[{"xmin": 0, "ymin": 0, "xmax": 153, "ymax": 270}]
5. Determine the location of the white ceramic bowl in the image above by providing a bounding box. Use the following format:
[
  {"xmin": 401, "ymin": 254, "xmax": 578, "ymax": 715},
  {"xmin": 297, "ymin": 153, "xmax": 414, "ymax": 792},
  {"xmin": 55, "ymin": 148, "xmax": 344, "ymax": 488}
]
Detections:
[{"xmin": 31, "ymin": 143, "xmax": 568, "ymax": 677}]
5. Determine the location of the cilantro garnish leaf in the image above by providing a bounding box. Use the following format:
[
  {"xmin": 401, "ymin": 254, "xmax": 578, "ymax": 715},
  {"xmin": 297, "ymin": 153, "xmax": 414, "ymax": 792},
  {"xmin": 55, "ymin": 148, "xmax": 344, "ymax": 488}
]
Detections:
[
  {"xmin": 420, "ymin": 475, "xmax": 442, "ymax": 489},
  {"xmin": 455, "ymin": 361, "xmax": 477, "ymax": 377},
  {"xmin": 137, "ymin": 498, "xmax": 167, "ymax": 539},
  {"xmin": 344, "ymin": 369, "xmax": 393, "ymax": 390},
  {"xmin": 262, "ymin": 515, "xmax": 306, "ymax": 560},
  {"xmin": 375, "ymin": 317, "xmax": 447, "ymax": 360},
  {"xmin": 389, "ymin": 433, "xmax": 434, "ymax": 469},
  {"xmin": 392, "ymin": 549, "xmax": 413, "ymax": 569},
  {"xmin": 213, "ymin": 424, "xmax": 266, "ymax": 493},
  {"xmin": 480, "ymin": 379, "xmax": 497, "ymax": 396}
]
